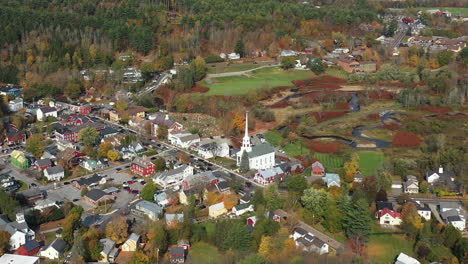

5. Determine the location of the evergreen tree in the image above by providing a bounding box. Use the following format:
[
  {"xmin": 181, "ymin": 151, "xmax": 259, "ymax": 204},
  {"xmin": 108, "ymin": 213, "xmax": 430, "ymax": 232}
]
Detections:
[
  {"xmin": 343, "ymin": 198, "xmax": 371, "ymax": 242},
  {"xmin": 240, "ymin": 151, "xmax": 249, "ymax": 172},
  {"xmin": 222, "ymin": 221, "xmax": 252, "ymax": 251},
  {"xmin": 252, "ymin": 189, "xmax": 265, "ymax": 210},
  {"xmin": 307, "ymin": 58, "xmax": 325, "ymax": 74},
  {"xmin": 443, "ymin": 224, "xmax": 462, "ymax": 248},
  {"xmin": 264, "ymin": 184, "xmax": 282, "ymax": 211},
  {"xmin": 235, "ymin": 39, "xmax": 245, "ymax": 58}
]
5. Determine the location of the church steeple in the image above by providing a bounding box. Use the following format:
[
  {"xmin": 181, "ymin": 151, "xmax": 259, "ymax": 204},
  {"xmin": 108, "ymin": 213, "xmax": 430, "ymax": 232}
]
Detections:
[{"xmin": 241, "ymin": 111, "xmax": 252, "ymax": 152}]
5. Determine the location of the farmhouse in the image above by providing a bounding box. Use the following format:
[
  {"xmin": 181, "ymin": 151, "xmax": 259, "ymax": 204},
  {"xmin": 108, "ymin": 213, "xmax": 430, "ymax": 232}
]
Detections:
[
  {"xmin": 311, "ymin": 161, "xmax": 325, "ymax": 177},
  {"xmin": 376, "ymin": 208, "xmax": 402, "ymax": 226},
  {"xmin": 403, "ymin": 175, "xmax": 419, "ymax": 194},
  {"xmin": 236, "ymin": 112, "xmax": 275, "ymax": 170}
]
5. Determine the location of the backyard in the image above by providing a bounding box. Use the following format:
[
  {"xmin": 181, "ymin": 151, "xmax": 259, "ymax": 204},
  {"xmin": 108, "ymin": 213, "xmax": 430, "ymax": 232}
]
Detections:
[
  {"xmin": 359, "ymin": 151, "xmax": 384, "ymax": 176},
  {"xmin": 201, "ymin": 67, "xmax": 314, "ymax": 96},
  {"xmin": 367, "ymin": 224, "xmax": 415, "ymax": 264},
  {"xmin": 189, "ymin": 242, "xmax": 223, "ymax": 264}
]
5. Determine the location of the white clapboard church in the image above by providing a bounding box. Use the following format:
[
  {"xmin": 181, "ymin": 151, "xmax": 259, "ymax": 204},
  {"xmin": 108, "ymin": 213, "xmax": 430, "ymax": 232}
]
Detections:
[{"xmin": 236, "ymin": 112, "xmax": 275, "ymax": 170}]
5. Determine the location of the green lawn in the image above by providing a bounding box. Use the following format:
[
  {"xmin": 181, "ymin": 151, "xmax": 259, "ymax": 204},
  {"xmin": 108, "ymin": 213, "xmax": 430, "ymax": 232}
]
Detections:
[
  {"xmin": 359, "ymin": 151, "xmax": 384, "ymax": 176},
  {"xmin": 264, "ymin": 131, "xmax": 284, "ymax": 146},
  {"xmin": 368, "ymin": 224, "xmax": 415, "ymax": 264},
  {"xmin": 283, "ymin": 141, "xmax": 309, "ymax": 157},
  {"xmin": 207, "ymin": 64, "xmax": 262, "ymax": 74},
  {"xmin": 324, "ymin": 67, "xmax": 349, "ymax": 79},
  {"xmin": 413, "ymin": 7, "xmax": 468, "ymax": 16},
  {"xmin": 313, "ymin": 153, "xmax": 344, "ymax": 168},
  {"xmin": 189, "ymin": 242, "xmax": 223, "ymax": 264},
  {"xmin": 18, "ymin": 180, "xmax": 29, "ymax": 191},
  {"xmin": 201, "ymin": 67, "xmax": 314, "ymax": 95},
  {"xmin": 201, "ymin": 222, "xmax": 216, "ymax": 238}
]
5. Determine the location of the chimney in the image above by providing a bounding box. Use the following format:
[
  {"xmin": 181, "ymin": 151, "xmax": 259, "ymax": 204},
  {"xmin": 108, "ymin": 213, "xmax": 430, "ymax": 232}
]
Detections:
[
  {"xmin": 165, "ymin": 114, "xmax": 169, "ymax": 120},
  {"xmin": 438, "ymin": 166, "xmax": 443, "ymax": 174}
]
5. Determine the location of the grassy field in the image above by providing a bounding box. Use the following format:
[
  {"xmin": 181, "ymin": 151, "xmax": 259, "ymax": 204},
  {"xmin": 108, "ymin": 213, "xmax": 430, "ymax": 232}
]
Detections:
[
  {"xmin": 189, "ymin": 242, "xmax": 223, "ymax": 264},
  {"xmin": 413, "ymin": 7, "xmax": 468, "ymax": 16},
  {"xmin": 264, "ymin": 131, "xmax": 283, "ymax": 146},
  {"xmin": 201, "ymin": 67, "xmax": 314, "ymax": 95},
  {"xmin": 324, "ymin": 67, "xmax": 349, "ymax": 79},
  {"xmin": 368, "ymin": 224, "xmax": 415, "ymax": 264},
  {"xmin": 207, "ymin": 64, "xmax": 262, "ymax": 74},
  {"xmin": 313, "ymin": 153, "xmax": 344, "ymax": 168},
  {"xmin": 283, "ymin": 141, "xmax": 309, "ymax": 157},
  {"xmin": 359, "ymin": 151, "xmax": 384, "ymax": 176}
]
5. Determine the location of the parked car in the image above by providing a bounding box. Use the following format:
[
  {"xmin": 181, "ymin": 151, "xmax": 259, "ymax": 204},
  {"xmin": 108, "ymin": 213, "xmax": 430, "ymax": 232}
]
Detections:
[
  {"xmin": 140, "ymin": 181, "xmax": 146, "ymax": 185},
  {"xmin": 63, "ymin": 181, "xmax": 70, "ymax": 185},
  {"xmin": 116, "ymin": 168, "xmax": 122, "ymax": 171},
  {"xmin": 123, "ymin": 186, "xmax": 130, "ymax": 190},
  {"xmin": 30, "ymin": 183, "xmax": 37, "ymax": 187},
  {"xmin": 128, "ymin": 180, "xmax": 136, "ymax": 185},
  {"xmin": 73, "ymin": 199, "xmax": 80, "ymax": 202},
  {"xmin": 131, "ymin": 190, "xmax": 139, "ymax": 194}
]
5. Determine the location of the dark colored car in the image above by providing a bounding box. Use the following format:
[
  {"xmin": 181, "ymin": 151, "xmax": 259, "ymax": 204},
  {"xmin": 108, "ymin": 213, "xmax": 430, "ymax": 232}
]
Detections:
[
  {"xmin": 140, "ymin": 181, "xmax": 146, "ymax": 185},
  {"xmin": 132, "ymin": 176, "xmax": 138, "ymax": 180},
  {"xmin": 63, "ymin": 181, "xmax": 70, "ymax": 185},
  {"xmin": 73, "ymin": 199, "xmax": 79, "ymax": 202},
  {"xmin": 131, "ymin": 190, "xmax": 139, "ymax": 194},
  {"xmin": 116, "ymin": 168, "xmax": 122, "ymax": 171},
  {"xmin": 30, "ymin": 183, "xmax": 37, "ymax": 187},
  {"xmin": 125, "ymin": 165, "xmax": 131, "ymax": 169},
  {"xmin": 123, "ymin": 186, "xmax": 130, "ymax": 190}
]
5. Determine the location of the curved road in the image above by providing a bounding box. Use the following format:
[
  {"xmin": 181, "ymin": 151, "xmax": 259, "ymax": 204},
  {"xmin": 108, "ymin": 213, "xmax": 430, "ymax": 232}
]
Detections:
[{"xmin": 205, "ymin": 64, "xmax": 279, "ymax": 79}]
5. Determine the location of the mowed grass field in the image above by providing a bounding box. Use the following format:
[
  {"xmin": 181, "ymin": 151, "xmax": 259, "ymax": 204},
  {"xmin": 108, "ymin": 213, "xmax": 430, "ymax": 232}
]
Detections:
[
  {"xmin": 368, "ymin": 224, "xmax": 415, "ymax": 264},
  {"xmin": 189, "ymin": 242, "xmax": 223, "ymax": 264},
  {"xmin": 414, "ymin": 7, "xmax": 468, "ymax": 16},
  {"xmin": 207, "ymin": 64, "xmax": 261, "ymax": 74},
  {"xmin": 313, "ymin": 153, "xmax": 344, "ymax": 168},
  {"xmin": 201, "ymin": 67, "xmax": 314, "ymax": 95},
  {"xmin": 359, "ymin": 151, "xmax": 384, "ymax": 176}
]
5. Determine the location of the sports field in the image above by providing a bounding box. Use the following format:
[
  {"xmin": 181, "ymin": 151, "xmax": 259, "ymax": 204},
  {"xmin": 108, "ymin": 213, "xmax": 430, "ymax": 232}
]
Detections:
[{"xmin": 201, "ymin": 67, "xmax": 314, "ymax": 95}]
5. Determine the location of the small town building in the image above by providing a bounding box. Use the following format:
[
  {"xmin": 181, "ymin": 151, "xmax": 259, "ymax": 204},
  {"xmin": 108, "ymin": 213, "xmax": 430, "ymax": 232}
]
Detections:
[
  {"xmin": 134, "ymin": 200, "xmax": 163, "ymax": 220},
  {"xmin": 169, "ymin": 132, "xmax": 201, "ymax": 149},
  {"xmin": 395, "ymin": 252, "xmax": 420, "ymax": 264},
  {"xmin": 377, "ymin": 208, "xmax": 402, "ymax": 226},
  {"xmin": 311, "ymin": 161, "xmax": 325, "ymax": 177},
  {"xmin": 209, "ymin": 202, "xmax": 227, "ymax": 218},
  {"xmin": 196, "ymin": 141, "xmax": 230, "ymax": 159},
  {"xmin": 0, "ymin": 213, "xmax": 35, "ymax": 250},
  {"xmin": 37, "ymin": 106, "xmax": 58, "ymax": 121},
  {"xmin": 153, "ymin": 165, "xmax": 194, "ymax": 189},
  {"xmin": 73, "ymin": 174, "xmax": 105, "ymax": 190},
  {"xmin": 181, "ymin": 171, "xmax": 218, "ymax": 190},
  {"xmin": 232, "ymin": 203, "xmax": 254, "ymax": 216},
  {"xmin": 100, "ymin": 238, "xmax": 118, "ymax": 263},
  {"xmin": 35, "ymin": 158, "xmax": 52, "ymax": 171},
  {"xmin": 44, "ymin": 166, "xmax": 65, "ymax": 181},
  {"xmin": 169, "ymin": 246, "xmax": 186, "ymax": 263},
  {"xmin": 323, "ymin": 173, "xmax": 341, "ymax": 188},
  {"xmin": 83, "ymin": 189, "xmax": 114, "ymax": 206},
  {"xmin": 403, "ymin": 175, "xmax": 419, "ymax": 193},
  {"xmin": 8, "ymin": 98, "xmax": 23, "ymax": 112},
  {"xmin": 131, "ymin": 156, "xmax": 155, "ymax": 177},
  {"xmin": 0, "ymin": 254, "xmax": 39, "ymax": 264},
  {"xmin": 11, "ymin": 150, "xmax": 30, "ymax": 169},
  {"xmin": 83, "ymin": 159, "xmax": 108, "ymax": 171},
  {"xmin": 154, "ymin": 191, "xmax": 170, "ymax": 207},
  {"xmin": 291, "ymin": 227, "xmax": 329, "ymax": 255},
  {"xmin": 16, "ymin": 239, "xmax": 41, "ymax": 256},
  {"xmin": 39, "ymin": 238, "xmax": 66, "ymax": 260},
  {"xmin": 254, "ymin": 166, "xmax": 285, "ymax": 185},
  {"xmin": 150, "ymin": 113, "xmax": 184, "ymax": 138},
  {"xmin": 122, "ymin": 233, "xmax": 140, "ymax": 252},
  {"xmin": 6, "ymin": 129, "xmax": 26, "ymax": 146}
]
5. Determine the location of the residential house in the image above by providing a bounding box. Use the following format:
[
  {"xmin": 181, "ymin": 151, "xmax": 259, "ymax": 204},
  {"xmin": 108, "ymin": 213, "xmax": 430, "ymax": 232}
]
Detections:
[
  {"xmin": 99, "ymin": 127, "xmax": 119, "ymax": 138},
  {"xmin": 35, "ymin": 158, "xmax": 52, "ymax": 171},
  {"xmin": 291, "ymin": 227, "xmax": 329, "ymax": 255},
  {"xmin": 216, "ymin": 180, "xmax": 230, "ymax": 193},
  {"xmin": 426, "ymin": 166, "xmax": 461, "ymax": 194},
  {"xmin": 254, "ymin": 166, "xmax": 285, "ymax": 185},
  {"xmin": 236, "ymin": 114, "xmax": 275, "ymax": 170},
  {"xmin": 377, "ymin": 208, "xmax": 402, "ymax": 226},
  {"xmin": 109, "ymin": 106, "xmax": 145, "ymax": 122},
  {"xmin": 132, "ymin": 156, "xmax": 155, "ymax": 177},
  {"xmin": 73, "ymin": 174, "xmax": 105, "ymax": 190},
  {"xmin": 100, "ymin": 238, "xmax": 118, "ymax": 263},
  {"xmin": 0, "ymin": 84, "xmax": 22, "ymax": 97},
  {"xmin": 117, "ymin": 142, "xmax": 145, "ymax": 160},
  {"xmin": 11, "ymin": 150, "xmax": 30, "ymax": 168},
  {"xmin": 232, "ymin": 203, "xmax": 254, "ymax": 216},
  {"xmin": 154, "ymin": 191, "xmax": 170, "ymax": 207},
  {"xmin": 266, "ymin": 209, "xmax": 289, "ymax": 223},
  {"xmin": 83, "ymin": 159, "xmax": 109, "ymax": 171},
  {"xmin": 338, "ymin": 58, "xmax": 360, "ymax": 73},
  {"xmin": 0, "ymin": 213, "xmax": 35, "ymax": 250},
  {"xmin": 17, "ymin": 240, "xmax": 41, "ymax": 256},
  {"xmin": 407, "ymin": 200, "xmax": 431, "ymax": 221},
  {"xmin": 153, "ymin": 165, "xmax": 194, "ymax": 189},
  {"xmin": 440, "ymin": 204, "xmax": 465, "ymax": 231},
  {"xmin": 439, "ymin": 202, "xmax": 461, "ymax": 213},
  {"xmin": 39, "ymin": 238, "xmax": 66, "ymax": 260},
  {"xmin": 403, "ymin": 175, "xmax": 419, "ymax": 194},
  {"xmin": 0, "ymin": 254, "xmax": 39, "ymax": 264},
  {"xmin": 169, "ymin": 132, "xmax": 201, "ymax": 149},
  {"xmin": 280, "ymin": 50, "xmax": 297, "ymax": 57},
  {"xmin": 182, "ymin": 171, "xmax": 217, "ymax": 190},
  {"xmin": 8, "ymin": 97, "xmax": 23, "ymax": 112},
  {"xmin": 209, "ymin": 202, "xmax": 227, "ymax": 218},
  {"xmin": 59, "ymin": 113, "xmax": 94, "ymax": 127},
  {"xmin": 150, "ymin": 113, "xmax": 184, "ymax": 138},
  {"xmin": 44, "ymin": 166, "xmax": 65, "ymax": 181},
  {"xmin": 196, "ymin": 142, "xmax": 230, "ymax": 159},
  {"xmin": 166, "ymin": 214, "xmax": 184, "ymax": 227},
  {"xmin": 103, "ymin": 187, "xmax": 119, "ymax": 195},
  {"xmin": 5, "ymin": 129, "xmax": 26, "ymax": 145},
  {"xmin": 311, "ymin": 161, "xmax": 325, "ymax": 177},
  {"xmin": 83, "ymin": 189, "xmax": 114, "ymax": 206},
  {"xmin": 323, "ymin": 173, "xmax": 341, "ymax": 188},
  {"xmin": 54, "ymin": 122, "xmax": 105, "ymax": 142},
  {"xmin": 395, "ymin": 252, "xmax": 420, "ymax": 264},
  {"xmin": 19, "ymin": 189, "xmax": 44, "ymax": 204},
  {"xmin": 34, "ymin": 199, "xmax": 58, "ymax": 212},
  {"xmin": 178, "ymin": 189, "xmax": 199, "ymax": 205},
  {"xmin": 122, "ymin": 233, "xmax": 140, "ymax": 252},
  {"xmin": 445, "ymin": 215, "xmax": 466, "ymax": 231},
  {"xmin": 134, "ymin": 200, "xmax": 163, "ymax": 220},
  {"xmin": 79, "ymin": 105, "xmax": 92, "ymax": 114},
  {"xmin": 169, "ymin": 246, "xmax": 186, "ymax": 263},
  {"xmin": 37, "ymin": 106, "xmax": 58, "ymax": 121}
]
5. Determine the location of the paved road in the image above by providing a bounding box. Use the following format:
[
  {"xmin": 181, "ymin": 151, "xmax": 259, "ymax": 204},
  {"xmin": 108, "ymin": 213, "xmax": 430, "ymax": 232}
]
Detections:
[
  {"xmin": 427, "ymin": 203, "xmax": 444, "ymax": 224},
  {"xmin": 391, "ymin": 22, "xmax": 408, "ymax": 49},
  {"xmin": 205, "ymin": 64, "xmax": 279, "ymax": 79},
  {"xmin": 136, "ymin": 73, "xmax": 171, "ymax": 96}
]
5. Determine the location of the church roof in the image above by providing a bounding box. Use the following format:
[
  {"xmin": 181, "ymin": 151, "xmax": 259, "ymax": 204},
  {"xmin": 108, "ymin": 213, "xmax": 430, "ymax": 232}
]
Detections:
[{"xmin": 248, "ymin": 143, "xmax": 275, "ymax": 158}]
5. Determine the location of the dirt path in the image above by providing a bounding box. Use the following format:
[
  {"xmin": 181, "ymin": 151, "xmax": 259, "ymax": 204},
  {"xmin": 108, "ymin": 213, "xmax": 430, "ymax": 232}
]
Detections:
[{"xmin": 205, "ymin": 64, "xmax": 279, "ymax": 79}]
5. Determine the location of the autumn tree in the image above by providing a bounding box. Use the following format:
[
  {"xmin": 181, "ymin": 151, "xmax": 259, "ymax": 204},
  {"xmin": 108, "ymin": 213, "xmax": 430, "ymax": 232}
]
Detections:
[
  {"xmin": 190, "ymin": 56, "xmax": 207, "ymax": 82},
  {"xmin": 401, "ymin": 203, "xmax": 423, "ymax": 230},
  {"xmin": 280, "ymin": 56, "xmax": 295, "ymax": 70},
  {"xmin": 63, "ymin": 212, "xmax": 82, "ymax": 243},
  {"xmin": 264, "ymin": 184, "xmax": 282, "ymax": 211},
  {"xmin": 105, "ymin": 217, "xmax": 129, "ymax": 244},
  {"xmin": 223, "ymin": 193, "xmax": 239, "ymax": 210},
  {"xmin": 25, "ymin": 133, "xmax": 45, "ymax": 158},
  {"xmin": 343, "ymin": 153, "xmax": 360, "ymax": 183},
  {"xmin": 64, "ymin": 83, "xmax": 82, "ymax": 99},
  {"xmin": 11, "ymin": 114, "xmax": 25, "ymax": 130},
  {"xmin": 141, "ymin": 182, "xmax": 159, "ymax": 202},
  {"xmin": 258, "ymin": 235, "xmax": 272, "ymax": 256},
  {"xmin": 82, "ymin": 227, "xmax": 102, "ymax": 261},
  {"xmin": 129, "ymin": 251, "xmax": 150, "ymax": 264},
  {"xmin": 115, "ymin": 99, "xmax": 128, "ymax": 111},
  {"xmin": 301, "ymin": 188, "xmax": 330, "ymax": 223},
  {"xmin": 240, "ymin": 254, "xmax": 270, "ymax": 264},
  {"xmin": 377, "ymin": 171, "xmax": 392, "ymax": 191},
  {"xmin": 157, "ymin": 125, "xmax": 168, "ymax": 140},
  {"xmin": 107, "ymin": 150, "xmax": 120, "ymax": 161},
  {"xmin": 322, "ymin": 39, "xmax": 334, "ymax": 52},
  {"xmin": 443, "ymin": 224, "xmax": 462, "ymax": 248},
  {"xmin": 0, "ymin": 230, "xmax": 10, "ymax": 256},
  {"xmin": 148, "ymin": 224, "xmax": 168, "ymax": 255},
  {"xmin": 78, "ymin": 127, "xmax": 100, "ymax": 146},
  {"xmin": 98, "ymin": 142, "xmax": 113, "ymax": 158}
]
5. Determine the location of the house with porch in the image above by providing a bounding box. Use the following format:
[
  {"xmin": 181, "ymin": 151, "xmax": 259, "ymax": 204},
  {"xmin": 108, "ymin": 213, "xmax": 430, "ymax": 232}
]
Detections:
[
  {"xmin": 403, "ymin": 175, "xmax": 419, "ymax": 193},
  {"xmin": 153, "ymin": 164, "xmax": 194, "ymax": 189},
  {"xmin": 0, "ymin": 213, "xmax": 35, "ymax": 250},
  {"xmin": 254, "ymin": 166, "xmax": 285, "ymax": 185},
  {"xmin": 132, "ymin": 156, "xmax": 155, "ymax": 177},
  {"xmin": 232, "ymin": 203, "xmax": 254, "ymax": 216}
]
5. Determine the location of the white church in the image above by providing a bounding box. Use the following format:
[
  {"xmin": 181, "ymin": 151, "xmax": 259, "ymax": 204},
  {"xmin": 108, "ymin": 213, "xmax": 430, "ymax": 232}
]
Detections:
[{"xmin": 236, "ymin": 112, "xmax": 275, "ymax": 170}]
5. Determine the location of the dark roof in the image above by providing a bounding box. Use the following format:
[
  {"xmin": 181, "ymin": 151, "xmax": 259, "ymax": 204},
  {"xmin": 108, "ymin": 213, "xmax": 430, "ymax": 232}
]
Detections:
[
  {"xmin": 276, "ymin": 163, "xmax": 291, "ymax": 173},
  {"xmin": 296, "ymin": 237, "xmax": 313, "ymax": 247},
  {"xmin": 76, "ymin": 174, "xmax": 102, "ymax": 186},
  {"xmin": 99, "ymin": 127, "xmax": 119, "ymax": 136},
  {"xmin": 23, "ymin": 240, "xmax": 40, "ymax": 252},
  {"xmin": 447, "ymin": 215, "xmax": 462, "ymax": 222},
  {"xmin": 212, "ymin": 171, "xmax": 229, "ymax": 178},
  {"xmin": 45, "ymin": 166, "xmax": 64, "ymax": 175},
  {"xmin": 216, "ymin": 181, "xmax": 230, "ymax": 191},
  {"xmin": 36, "ymin": 159, "xmax": 52, "ymax": 167},
  {"xmin": 40, "ymin": 106, "xmax": 57, "ymax": 113},
  {"xmin": 170, "ymin": 246, "xmax": 185, "ymax": 256},
  {"xmin": 294, "ymin": 227, "xmax": 308, "ymax": 235},
  {"xmin": 311, "ymin": 238, "xmax": 326, "ymax": 247},
  {"xmin": 85, "ymin": 189, "xmax": 108, "ymax": 202},
  {"xmin": 376, "ymin": 201, "xmax": 393, "ymax": 211},
  {"xmin": 50, "ymin": 238, "xmax": 67, "ymax": 253},
  {"xmin": 234, "ymin": 203, "xmax": 252, "ymax": 211}
]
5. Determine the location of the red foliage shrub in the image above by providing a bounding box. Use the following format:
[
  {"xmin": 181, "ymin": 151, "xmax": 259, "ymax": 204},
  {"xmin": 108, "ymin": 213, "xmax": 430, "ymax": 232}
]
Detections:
[
  {"xmin": 451, "ymin": 113, "xmax": 468, "ymax": 119},
  {"xmin": 310, "ymin": 111, "xmax": 346, "ymax": 123},
  {"xmin": 292, "ymin": 75, "xmax": 346, "ymax": 89},
  {"xmin": 392, "ymin": 132, "xmax": 422, "ymax": 147},
  {"xmin": 419, "ymin": 106, "xmax": 452, "ymax": 114},
  {"xmin": 335, "ymin": 101, "xmax": 350, "ymax": 110},
  {"xmin": 269, "ymin": 101, "xmax": 291, "ymax": 108},
  {"xmin": 382, "ymin": 123, "xmax": 400, "ymax": 131},
  {"xmin": 367, "ymin": 113, "xmax": 380, "ymax": 119},
  {"xmin": 368, "ymin": 91, "xmax": 394, "ymax": 100},
  {"xmin": 308, "ymin": 140, "xmax": 342, "ymax": 153},
  {"xmin": 187, "ymin": 83, "xmax": 209, "ymax": 93}
]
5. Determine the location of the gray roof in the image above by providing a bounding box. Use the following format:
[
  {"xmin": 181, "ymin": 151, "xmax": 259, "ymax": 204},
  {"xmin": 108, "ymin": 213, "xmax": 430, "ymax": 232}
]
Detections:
[
  {"xmin": 85, "ymin": 189, "xmax": 109, "ymax": 202},
  {"xmin": 136, "ymin": 200, "xmax": 163, "ymax": 214},
  {"xmin": 170, "ymin": 246, "xmax": 185, "ymax": 256},
  {"xmin": 311, "ymin": 237, "xmax": 325, "ymax": 247},
  {"xmin": 248, "ymin": 143, "xmax": 275, "ymax": 158},
  {"xmin": 40, "ymin": 106, "xmax": 57, "ymax": 113},
  {"xmin": 23, "ymin": 240, "xmax": 40, "ymax": 252},
  {"xmin": 127, "ymin": 233, "xmax": 140, "ymax": 242},
  {"xmin": 166, "ymin": 213, "xmax": 184, "ymax": 223},
  {"xmin": 36, "ymin": 159, "xmax": 52, "ymax": 167},
  {"xmin": 76, "ymin": 174, "xmax": 102, "ymax": 186},
  {"xmin": 216, "ymin": 181, "xmax": 230, "ymax": 191},
  {"xmin": 294, "ymin": 227, "xmax": 308, "ymax": 235},
  {"xmin": 234, "ymin": 203, "xmax": 252, "ymax": 211},
  {"xmin": 100, "ymin": 238, "xmax": 115, "ymax": 255},
  {"xmin": 154, "ymin": 164, "xmax": 188, "ymax": 178},
  {"xmin": 49, "ymin": 238, "xmax": 67, "ymax": 253},
  {"xmin": 179, "ymin": 134, "xmax": 200, "ymax": 143},
  {"xmin": 447, "ymin": 215, "xmax": 462, "ymax": 222},
  {"xmin": 45, "ymin": 165, "xmax": 64, "ymax": 175},
  {"xmin": 441, "ymin": 209, "xmax": 460, "ymax": 220}
]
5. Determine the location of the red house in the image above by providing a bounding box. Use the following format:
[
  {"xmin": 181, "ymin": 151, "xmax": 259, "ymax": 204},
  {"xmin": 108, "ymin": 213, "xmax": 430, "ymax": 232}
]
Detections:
[
  {"xmin": 17, "ymin": 240, "xmax": 41, "ymax": 256},
  {"xmin": 35, "ymin": 158, "xmax": 52, "ymax": 171},
  {"xmin": 131, "ymin": 156, "xmax": 155, "ymax": 177},
  {"xmin": 5, "ymin": 129, "xmax": 26, "ymax": 145},
  {"xmin": 311, "ymin": 161, "xmax": 325, "ymax": 177},
  {"xmin": 79, "ymin": 105, "xmax": 92, "ymax": 115}
]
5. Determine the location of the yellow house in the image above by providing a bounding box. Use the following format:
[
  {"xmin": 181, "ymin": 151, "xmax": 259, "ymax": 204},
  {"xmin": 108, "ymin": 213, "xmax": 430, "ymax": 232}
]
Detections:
[
  {"xmin": 122, "ymin": 233, "xmax": 140, "ymax": 252},
  {"xmin": 209, "ymin": 202, "xmax": 227, "ymax": 218},
  {"xmin": 109, "ymin": 106, "xmax": 145, "ymax": 122}
]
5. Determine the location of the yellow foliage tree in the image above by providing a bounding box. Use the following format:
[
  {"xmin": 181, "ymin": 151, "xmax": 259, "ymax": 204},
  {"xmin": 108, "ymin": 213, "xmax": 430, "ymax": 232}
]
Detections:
[
  {"xmin": 343, "ymin": 153, "xmax": 359, "ymax": 183},
  {"xmin": 207, "ymin": 191, "xmax": 221, "ymax": 206},
  {"xmin": 258, "ymin": 236, "xmax": 272, "ymax": 256},
  {"xmin": 107, "ymin": 150, "xmax": 120, "ymax": 162},
  {"xmin": 223, "ymin": 193, "xmax": 239, "ymax": 210},
  {"xmin": 105, "ymin": 217, "xmax": 129, "ymax": 244},
  {"xmin": 401, "ymin": 203, "xmax": 423, "ymax": 229}
]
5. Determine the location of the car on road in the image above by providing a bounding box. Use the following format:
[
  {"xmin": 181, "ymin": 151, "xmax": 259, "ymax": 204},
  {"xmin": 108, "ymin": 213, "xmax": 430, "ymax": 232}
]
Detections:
[
  {"xmin": 116, "ymin": 168, "xmax": 122, "ymax": 171},
  {"xmin": 125, "ymin": 165, "xmax": 131, "ymax": 169},
  {"xmin": 126, "ymin": 188, "xmax": 133, "ymax": 193},
  {"xmin": 63, "ymin": 181, "xmax": 70, "ymax": 185},
  {"xmin": 140, "ymin": 181, "xmax": 146, "ymax": 185},
  {"xmin": 30, "ymin": 183, "xmax": 37, "ymax": 187},
  {"xmin": 123, "ymin": 186, "xmax": 130, "ymax": 190},
  {"xmin": 132, "ymin": 176, "xmax": 138, "ymax": 180},
  {"xmin": 121, "ymin": 209, "xmax": 130, "ymax": 215},
  {"xmin": 127, "ymin": 180, "xmax": 136, "ymax": 185},
  {"xmin": 73, "ymin": 199, "xmax": 80, "ymax": 202},
  {"xmin": 131, "ymin": 190, "xmax": 139, "ymax": 194}
]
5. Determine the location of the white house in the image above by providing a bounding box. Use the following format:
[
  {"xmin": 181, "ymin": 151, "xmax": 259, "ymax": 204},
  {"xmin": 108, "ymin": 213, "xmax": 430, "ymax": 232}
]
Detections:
[
  {"xmin": 426, "ymin": 166, "xmax": 455, "ymax": 184},
  {"xmin": 0, "ymin": 213, "xmax": 35, "ymax": 250},
  {"xmin": 122, "ymin": 233, "xmax": 140, "ymax": 252},
  {"xmin": 34, "ymin": 199, "xmax": 58, "ymax": 212},
  {"xmin": 8, "ymin": 98, "xmax": 23, "ymax": 112},
  {"xmin": 446, "ymin": 216, "xmax": 466, "ymax": 231},
  {"xmin": 254, "ymin": 166, "xmax": 284, "ymax": 185},
  {"xmin": 377, "ymin": 208, "xmax": 402, "ymax": 226},
  {"xmin": 0, "ymin": 254, "xmax": 39, "ymax": 264},
  {"xmin": 228, "ymin": 53, "xmax": 240, "ymax": 60},
  {"xmin": 169, "ymin": 132, "xmax": 200, "ymax": 149},
  {"xmin": 280, "ymin": 50, "xmax": 297, "ymax": 57},
  {"xmin": 395, "ymin": 252, "xmax": 420, "ymax": 264},
  {"xmin": 134, "ymin": 200, "xmax": 163, "ymax": 221},
  {"xmin": 39, "ymin": 238, "xmax": 66, "ymax": 260},
  {"xmin": 44, "ymin": 166, "xmax": 65, "ymax": 181},
  {"xmin": 197, "ymin": 141, "xmax": 230, "ymax": 159},
  {"xmin": 232, "ymin": 203, "xmax": 254, "ymax": 216},
  {"xmin": 291, "ymin": 227, "xmax": 329, "ymax": 255},
  {"xmin": 153, "ymin": 164, "xmax": 193, "ymax": 189},
  {"xmin": 236, "ymin": 112, "xmax": 275, "ymax": 170},
  {"xmin": 37, "ymin": 106, "xmax": 58, "ymax": 121},
  {"xmin": 403, "ymin": 175, "xmax": 419, "ymax": 194},
  {"xmin": 154, "ymin": 191, "xmax": 170, "ymax": 207}
]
